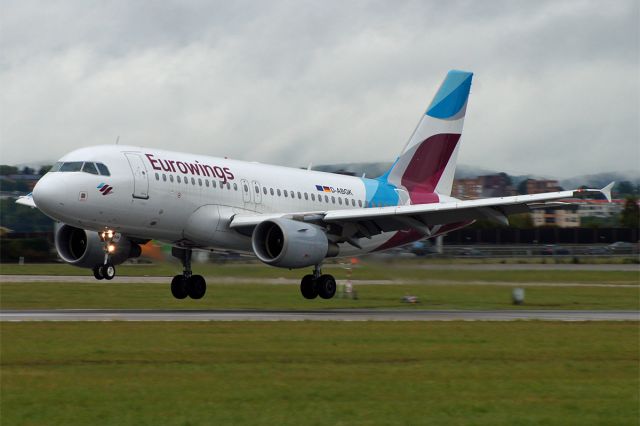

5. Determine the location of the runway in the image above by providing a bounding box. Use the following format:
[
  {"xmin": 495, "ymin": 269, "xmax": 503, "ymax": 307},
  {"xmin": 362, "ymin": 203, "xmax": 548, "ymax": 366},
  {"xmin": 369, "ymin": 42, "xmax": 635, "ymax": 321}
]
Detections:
[{"xmin": 1, "ymin": 309, "xmax": 637, "ymax": 322}]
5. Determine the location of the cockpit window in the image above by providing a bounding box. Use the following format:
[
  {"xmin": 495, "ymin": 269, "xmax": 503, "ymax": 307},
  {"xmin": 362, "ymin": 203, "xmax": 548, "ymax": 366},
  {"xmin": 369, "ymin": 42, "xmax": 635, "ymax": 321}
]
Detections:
[
  {"xmin": 59, "ymin": 162, "xmax": 83, "ymax": 172},
  {"xmin": 96, "ymin": 163, "xmax": 110, "ymax": 176},
  {"xmin": 50, "ymin": 162, "xmax": 63, "ymax": 172},
  {"xmin": 82, "ymin": 162, "xmax": 99, "ymax": 175}
]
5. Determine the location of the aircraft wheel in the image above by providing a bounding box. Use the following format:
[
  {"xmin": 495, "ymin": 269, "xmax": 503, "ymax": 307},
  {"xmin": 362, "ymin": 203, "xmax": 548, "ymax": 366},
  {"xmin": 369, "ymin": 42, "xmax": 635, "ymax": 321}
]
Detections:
[
  {"xmin": 100, "ymin": 263, "xmax": 116, "ymax": 280},
  {"xmin": 187, "ymin": 275, "xmax": 207, "ymax": 300},
  {"xmin": 317, "ymin": 274, "xmax": 336, "ymax": 299},
  {"xmin": 300, "ymin": 274, "xmax": 318, "ymax": 299},
  {"xmin": 171, "ymin": 275, "xmax": 188, "ymax": 299},
  {"xmin": 93, "ymin": 266, "xmax": 104, "ymax": 280}
]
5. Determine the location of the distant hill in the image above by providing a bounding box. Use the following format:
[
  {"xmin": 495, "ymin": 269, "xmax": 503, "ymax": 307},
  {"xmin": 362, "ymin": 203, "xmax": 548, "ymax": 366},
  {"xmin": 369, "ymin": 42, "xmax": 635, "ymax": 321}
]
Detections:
[{"xmin": 312, "ymin": 162, "xmax": 640, "ymax": 192}]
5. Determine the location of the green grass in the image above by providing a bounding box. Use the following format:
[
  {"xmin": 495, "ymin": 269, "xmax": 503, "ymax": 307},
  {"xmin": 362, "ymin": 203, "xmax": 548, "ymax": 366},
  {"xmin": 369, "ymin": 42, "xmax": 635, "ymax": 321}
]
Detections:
[
  {"xmin": 1, "ymin": 282, "xmax": 638, "ymax": 310},
  {"xmin": 1, "ymin": 262, "xmax": 638, "ymax": 284},
  {"xmin": 1, "ymin": 321, "xmax": 638, "ymax": 426}
]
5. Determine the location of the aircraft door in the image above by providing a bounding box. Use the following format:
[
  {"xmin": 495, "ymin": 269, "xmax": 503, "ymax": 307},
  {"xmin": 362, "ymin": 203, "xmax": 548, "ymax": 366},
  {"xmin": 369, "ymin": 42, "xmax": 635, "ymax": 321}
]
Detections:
[
  {"xmin": 252, "ymin": 180, "xmax": 262, "ymax": 204},
  {"xmin": 240, "ymin": 179, "xmax": 251, "ymax": 204},
  {"xmin": 124, "ymin": 153, "xmax": 150, "ymax": 199}
]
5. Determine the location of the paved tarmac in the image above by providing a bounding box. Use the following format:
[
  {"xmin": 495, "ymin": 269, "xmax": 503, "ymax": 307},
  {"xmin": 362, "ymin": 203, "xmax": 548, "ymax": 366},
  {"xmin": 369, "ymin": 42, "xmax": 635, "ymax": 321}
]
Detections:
[{"xmin": 1, "ymin": 309, "xmax": 637, "ymax": 322}]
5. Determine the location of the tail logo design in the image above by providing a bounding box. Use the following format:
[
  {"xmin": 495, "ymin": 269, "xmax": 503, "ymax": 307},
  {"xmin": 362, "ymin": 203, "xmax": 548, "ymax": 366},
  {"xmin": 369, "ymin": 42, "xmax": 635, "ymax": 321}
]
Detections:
[{"xmin": 386, "ymin": 70, "xmax": 473, "ymax": 203}]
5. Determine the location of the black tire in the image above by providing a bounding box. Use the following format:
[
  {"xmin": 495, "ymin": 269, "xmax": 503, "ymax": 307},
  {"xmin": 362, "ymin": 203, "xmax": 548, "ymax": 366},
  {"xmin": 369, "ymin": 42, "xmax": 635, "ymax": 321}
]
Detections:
[
  {"xmin": 187, "ymin": 275, "xmax": 207, "ymax": 299},
  {"xmin": 171, "ymin": 275, "xmax": 188, "ymax": 299},
  {"xmin": 93, "ymin": 266, "xmax": 104, "ymax": 280},
  {"xmin": 100, "ymin": 263, "xmax": 116, "ymax": 280},
  {"xmin": 300, "ymin": 274, "xmax": 318, "ymax": 299},
  {"xmin": 317, "ymin": 274, "xmax": 336, "ymax": 299}
]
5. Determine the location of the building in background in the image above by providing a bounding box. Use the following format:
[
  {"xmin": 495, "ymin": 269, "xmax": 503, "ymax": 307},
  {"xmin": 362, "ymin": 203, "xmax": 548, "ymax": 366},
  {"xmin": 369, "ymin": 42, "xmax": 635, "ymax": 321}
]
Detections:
[
  {"xmin": 452, "ymin": 173, "xmax": 516, "ymax": 199},
  {"xmin": 525, "ymin": 178, "xmax": 562, "ymax": 194},
  {"xmin": 531, "ymin": 205, "xmax": 580, "ymax": 227},
  {"xmin": 575, "ymin": 199, "xmax": 624, "ymax": 219}
]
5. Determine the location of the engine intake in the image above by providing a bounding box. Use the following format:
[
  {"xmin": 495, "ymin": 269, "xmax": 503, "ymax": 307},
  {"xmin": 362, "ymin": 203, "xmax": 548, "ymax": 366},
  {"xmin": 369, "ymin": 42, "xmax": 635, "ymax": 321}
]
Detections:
[
  {"xmin": 55, "ymin": 224, "xmax": 141, "ymax": 268},
  {"xmin": 251, "ymin": 218, "xmax": 337, "ymax": 268}
]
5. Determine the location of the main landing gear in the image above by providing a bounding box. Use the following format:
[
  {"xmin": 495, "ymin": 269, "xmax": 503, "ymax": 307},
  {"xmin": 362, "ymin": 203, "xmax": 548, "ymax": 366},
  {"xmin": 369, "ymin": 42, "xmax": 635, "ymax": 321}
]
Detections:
[
  {"xmin": 300, "ymin": 265, "xmax": 336, "ymax": 300},
  {"xmin": 93, "ymin": 229, "xmax": 117, "ymax": 281},
  {"xmin": 170, "ymin": 247, "xmax": 206, "ymax": 300}
]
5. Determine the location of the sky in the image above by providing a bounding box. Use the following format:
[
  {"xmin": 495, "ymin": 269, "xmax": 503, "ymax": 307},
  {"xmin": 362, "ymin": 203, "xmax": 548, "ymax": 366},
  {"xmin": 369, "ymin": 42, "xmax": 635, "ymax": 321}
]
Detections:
[{"xmin": 1, "ymin": 0, "xmax": 638, "ymax": 178}]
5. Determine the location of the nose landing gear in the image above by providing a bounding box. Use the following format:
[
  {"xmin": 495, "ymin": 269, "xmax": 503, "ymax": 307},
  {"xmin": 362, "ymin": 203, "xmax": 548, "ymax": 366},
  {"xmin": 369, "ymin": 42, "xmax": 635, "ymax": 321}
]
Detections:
[
  {"xmin": 300, "ymin": 265, "xmax": 336, "ymax": 299},
  {"xmin": 171, "ymin": 247, "xmax": 206, "ymax": 300},
  {"xmin": 93, "ymin": 229, "xmax": 117, "ymax": 280}
]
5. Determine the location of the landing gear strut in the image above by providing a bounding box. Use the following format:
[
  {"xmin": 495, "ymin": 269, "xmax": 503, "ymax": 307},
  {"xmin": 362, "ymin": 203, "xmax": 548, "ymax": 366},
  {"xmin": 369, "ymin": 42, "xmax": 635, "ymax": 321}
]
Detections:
[
  {"xmin": 300, "ymin": 265, "xmax": 336, "ymax": 300},
  {"xmin": 93, "ymin": 229, "xmax": 117, "ymax": 281},
  {"xmin": 171, "ymin": 247, "xmax": 206, "ymax": 300}
]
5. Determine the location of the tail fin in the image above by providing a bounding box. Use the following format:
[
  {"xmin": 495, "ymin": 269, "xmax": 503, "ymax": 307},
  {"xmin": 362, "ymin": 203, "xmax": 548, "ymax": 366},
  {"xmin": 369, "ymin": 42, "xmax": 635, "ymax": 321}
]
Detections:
[{"xmin": 387, "ymin": 70, "xmax": 473, "ymax": 201}]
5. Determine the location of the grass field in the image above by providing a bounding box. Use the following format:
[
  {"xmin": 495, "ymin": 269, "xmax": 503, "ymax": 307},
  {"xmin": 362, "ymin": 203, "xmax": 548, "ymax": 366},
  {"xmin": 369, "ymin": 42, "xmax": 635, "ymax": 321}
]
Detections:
[
  {"xmin": 1, "ymin": 281, "xmax": 639, "ymax": 310},
  {"xmin": 1, "ymin": 262, "xmax": 638, "ymax": 284},
  {"xmin": 1, "ymin": 321, "xmax": 638, "ymax": 426}
]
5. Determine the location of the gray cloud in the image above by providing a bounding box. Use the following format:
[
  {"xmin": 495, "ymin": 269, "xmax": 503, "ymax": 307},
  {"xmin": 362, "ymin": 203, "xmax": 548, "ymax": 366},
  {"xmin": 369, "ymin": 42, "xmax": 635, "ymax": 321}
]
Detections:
[{"xmin": 1, "ymin": 0, "xmax": 638, "ymax": 178}]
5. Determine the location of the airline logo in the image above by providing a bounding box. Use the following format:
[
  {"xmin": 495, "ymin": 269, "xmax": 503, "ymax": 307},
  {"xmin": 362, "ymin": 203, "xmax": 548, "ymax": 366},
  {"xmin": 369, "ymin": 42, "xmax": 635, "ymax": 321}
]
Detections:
[
  {"xmin": 315, "ymin": 185, "xmax": 353, "ymax": 195},
  {"xmin": 97, "ymin": 183, "xmax": 114, "ymax": 195}
]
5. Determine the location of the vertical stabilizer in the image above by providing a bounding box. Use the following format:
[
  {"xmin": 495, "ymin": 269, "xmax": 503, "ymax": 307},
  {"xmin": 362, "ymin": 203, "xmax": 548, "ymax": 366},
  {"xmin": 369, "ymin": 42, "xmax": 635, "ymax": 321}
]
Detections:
[{"xmin": 387, "ymin": 70, "xmax": 473, "ymax": 202}]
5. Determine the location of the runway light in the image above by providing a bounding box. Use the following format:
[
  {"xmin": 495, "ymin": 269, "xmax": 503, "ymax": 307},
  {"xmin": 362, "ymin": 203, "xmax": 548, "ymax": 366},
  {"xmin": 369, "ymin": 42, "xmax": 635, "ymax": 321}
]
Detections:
[{"xmin": 107, "ymin": 244, "xmax": 116, "ymax": 253}]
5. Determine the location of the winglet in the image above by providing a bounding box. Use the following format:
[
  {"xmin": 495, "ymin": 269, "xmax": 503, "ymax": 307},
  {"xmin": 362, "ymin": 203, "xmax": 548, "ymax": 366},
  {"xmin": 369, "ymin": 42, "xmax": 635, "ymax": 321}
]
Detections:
[{"xmin": 601, "ymin": 181, "xmax": 615, "ymax": 203}]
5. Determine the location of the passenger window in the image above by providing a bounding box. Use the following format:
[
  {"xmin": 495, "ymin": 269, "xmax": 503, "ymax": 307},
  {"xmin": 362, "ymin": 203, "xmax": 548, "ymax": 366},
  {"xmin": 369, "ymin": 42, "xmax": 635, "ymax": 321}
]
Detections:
[
  {"xmin": 198, "ymin": 178, "xmax": 202, "ymax": 186},
  {"xmin": 255, "ymin": 186, "xmax": 259, "ymax": 193},
  {"xmin": 270, "ymin": 188, "xmax": 274, "ymax": 196},
  {"xmin": 331, "ymin": 196, "xmax": 335, "ymax": 204},
  {"xmin": 155, "ymin": 173, "xmax": 159, "ymax": 180},
  {"xmin": 96, "ymin": 163, "xmax": 110, "ymax": 176},
  {"xmin": 338, "ymin": 197, "xmax": 342, "ymax": 205},
  {"xmin": 163, "ymin": 174, "xmax": 167, "ymax": 182},
  {"xmin": 325, "ymin": 195, "xmax": 329, "ymax": 203},
  {"xmin": 170, "ymin": 175, "xmax": 174, "ymax": 182},
  {"xmin": 205, "ymin": 180, "xmax": 209, "ymax": 187},
  {"xmin": 284, "ymin": 191, "xmax": 288, "ymax": 198},
  {"xmin": 191, "ymin": 177, "xmax": 196, "ymax": 185},
  {"xmin": 177, "ymin": 176, "xmax": 181, "ymax": 183},
  {"xmin": 297, "ymin": 192, "xmax": 301, "ymax": 199},
  {"xmin": 212, "ymin": 181, "xmax": 217, "ymax": 188},
  {"xmin": 358, "ymin": 200, "xmax": 362, "ymax": 207},
  {"xmin": 263, "ymin": 187, "xmax": 267, "ymax": 195},
  {"xmin": 82, "ymin": 162, "xmax": 99, "ymax": 175},
  {"xmin": 311, "ymin": 194, "xmax": 315, "ymax": 201},
  {"xmin": 277, "ymin": 189, "xmax": 281, "ymax": 196},
  {"xmin": 304, "ymin": 193, "xmax": 308, "ymax": 200},
  {"xmin": 226, "ymin": 183, "xmax": 230, "ymax": 190},
  {"xmin": 233, "ymin": 183, "xmax": 238, "ymax": 191},
  {"xmin": 244, "ymin": 184, "xmax": 249, "ymax": 192},
  {"xmin": 351, "ymin": 199, "xmax": 355, "ymax": 207},
  {"xmin": 59, "ymin": 162, "xmax": 83, "ymax": 172}
]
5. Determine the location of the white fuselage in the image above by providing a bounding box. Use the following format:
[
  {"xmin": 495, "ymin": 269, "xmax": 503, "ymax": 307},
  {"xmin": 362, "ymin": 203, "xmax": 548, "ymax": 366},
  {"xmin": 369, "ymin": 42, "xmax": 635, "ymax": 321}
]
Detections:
[{"xmin": 33, "ymin": 145, "xmax": 447, "ymax": 257}]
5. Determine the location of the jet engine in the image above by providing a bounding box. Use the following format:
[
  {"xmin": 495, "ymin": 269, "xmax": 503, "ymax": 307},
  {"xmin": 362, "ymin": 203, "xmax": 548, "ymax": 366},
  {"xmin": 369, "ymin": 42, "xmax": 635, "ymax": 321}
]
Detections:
[
  {"xmin": 251, "ymin": 218, "xmax": 338, "ymax": 268},
  {"xmin": 55, "ymin": 224, "xmax": 142, "ymax": 268}
]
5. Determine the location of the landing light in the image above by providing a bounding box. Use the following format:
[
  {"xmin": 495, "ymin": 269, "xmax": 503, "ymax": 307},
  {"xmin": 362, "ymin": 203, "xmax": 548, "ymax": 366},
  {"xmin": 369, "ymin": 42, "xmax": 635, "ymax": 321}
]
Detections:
[{"xmin": 107, "ymin": 244, "xmax": 116, "ymax": 253}]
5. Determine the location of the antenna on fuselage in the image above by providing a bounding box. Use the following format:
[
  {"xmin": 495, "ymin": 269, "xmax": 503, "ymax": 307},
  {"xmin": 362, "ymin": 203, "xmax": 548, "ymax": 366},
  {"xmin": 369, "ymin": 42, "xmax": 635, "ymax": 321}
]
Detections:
[
  {"xmin": 307, "ymin": 163, "xmax": 312, "ymax": 171},
  {"xmin": 115, "ymin": 136, "xmax": 120, "ymax": 145}
]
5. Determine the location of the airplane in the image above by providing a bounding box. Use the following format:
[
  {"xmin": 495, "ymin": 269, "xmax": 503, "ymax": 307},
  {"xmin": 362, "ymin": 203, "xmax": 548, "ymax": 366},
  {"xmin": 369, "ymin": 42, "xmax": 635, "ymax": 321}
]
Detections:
[{"xmin": 17, "ymin": 70, "xmax": 613, "ymax": 300}]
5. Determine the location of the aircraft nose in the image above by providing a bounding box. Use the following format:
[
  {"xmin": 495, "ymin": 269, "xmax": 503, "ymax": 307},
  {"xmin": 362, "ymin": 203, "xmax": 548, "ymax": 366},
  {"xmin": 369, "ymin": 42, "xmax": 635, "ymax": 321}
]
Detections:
[{"xmin": 32, "ymin": 174, "xmax": 62, "ymax": 216}]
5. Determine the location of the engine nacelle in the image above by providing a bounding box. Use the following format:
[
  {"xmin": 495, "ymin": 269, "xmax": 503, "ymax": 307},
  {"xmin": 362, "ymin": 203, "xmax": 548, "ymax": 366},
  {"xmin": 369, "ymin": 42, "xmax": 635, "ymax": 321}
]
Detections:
[
  {"xmin": 251, "ymin": 218, "xmax": 337, "ymax": 268},
  {"xmin": 55, "ymin": 224, "xmax": 141, "ymax": 269}
]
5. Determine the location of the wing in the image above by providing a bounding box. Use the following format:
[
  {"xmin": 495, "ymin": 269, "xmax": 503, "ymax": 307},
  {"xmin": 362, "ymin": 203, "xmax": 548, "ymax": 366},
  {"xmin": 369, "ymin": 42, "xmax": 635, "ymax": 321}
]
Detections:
[{"xmin": 230, "ymin": 183, "xmax": 614, "ymax": 243}]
